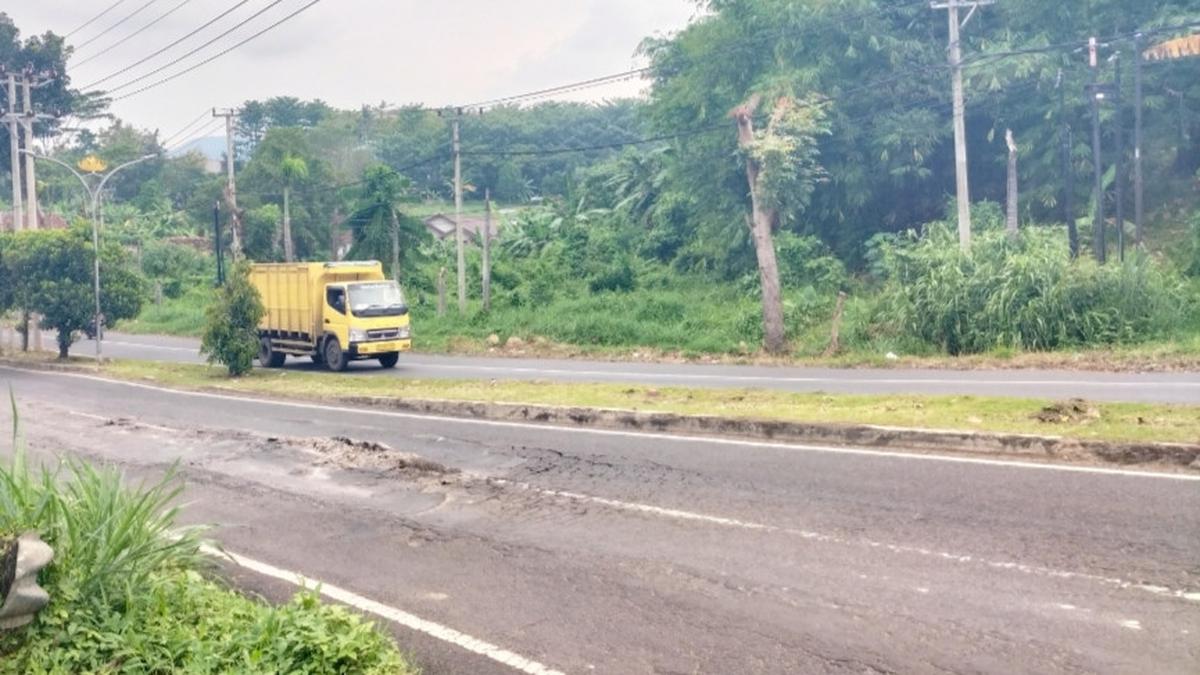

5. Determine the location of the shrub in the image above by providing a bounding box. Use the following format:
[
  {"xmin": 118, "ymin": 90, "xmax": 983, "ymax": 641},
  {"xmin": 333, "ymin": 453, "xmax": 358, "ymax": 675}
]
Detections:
[
  {"xmin": 874, "ymin": 225, "xmax": 1188, "ymax": 354},
  {"xmin": 201, "ymin": 262, "xmax": 265, "ymax": 376}
]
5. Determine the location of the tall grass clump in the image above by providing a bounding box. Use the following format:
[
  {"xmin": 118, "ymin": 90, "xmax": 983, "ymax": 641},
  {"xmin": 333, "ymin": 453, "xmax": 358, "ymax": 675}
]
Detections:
[
  {"xmin": 872, "ymin": 224, "xmax": 1191, "ymax": 354},
  {"xmin": 0, "ymin": 403, "xmax": 413, "ymax": 674}
]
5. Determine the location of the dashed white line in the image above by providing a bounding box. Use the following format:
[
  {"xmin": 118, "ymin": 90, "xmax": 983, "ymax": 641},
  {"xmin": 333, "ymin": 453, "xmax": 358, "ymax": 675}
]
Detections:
[
  {"xmin": 494, "ymin": 479, "xmax": 1200, "ymax": 605},
  {"xmin": 202, "ymin": 544, "xmax": 566, "ymax": 675},
  {"xmin": 6, "ymin": 365, "xmax": 1198, "ymax": 482}
]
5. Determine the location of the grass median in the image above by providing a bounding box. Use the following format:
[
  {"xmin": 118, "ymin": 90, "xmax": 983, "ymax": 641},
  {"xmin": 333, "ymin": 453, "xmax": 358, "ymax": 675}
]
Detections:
[{"xmin": 79, "ymin": 358, "xmax": 1200, "ymax": 445}]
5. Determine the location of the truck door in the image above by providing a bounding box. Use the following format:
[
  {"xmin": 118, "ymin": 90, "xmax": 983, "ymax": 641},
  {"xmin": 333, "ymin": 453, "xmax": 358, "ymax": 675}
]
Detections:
[{"xmin": 325, "ymin": 286, "xmax": 349, "ymax": 346}]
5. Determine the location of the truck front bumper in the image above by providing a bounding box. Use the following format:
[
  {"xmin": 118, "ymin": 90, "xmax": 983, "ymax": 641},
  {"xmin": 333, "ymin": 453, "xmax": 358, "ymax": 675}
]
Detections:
[{"xmin": 350, "ymin": 339, "xmax": 412, "ymax": 356}]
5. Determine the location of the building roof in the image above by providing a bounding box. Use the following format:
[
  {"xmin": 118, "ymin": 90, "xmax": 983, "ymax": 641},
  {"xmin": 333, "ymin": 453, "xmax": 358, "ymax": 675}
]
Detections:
[{"xmin": 423, "ymin": 213, "xmax": 500, "ymax": 241}]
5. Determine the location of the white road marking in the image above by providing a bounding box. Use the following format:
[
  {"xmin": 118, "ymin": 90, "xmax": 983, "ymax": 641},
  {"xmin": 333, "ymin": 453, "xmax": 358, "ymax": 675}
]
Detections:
[
  {"xmin": 493, "ymin": 479, "xmax": 1200, "ymax": 605},
  {"xmin": 1120, "ymin": 619, "xmax": 1143, "ymax": 631},
  {"xmin": 202, "ymin": 544, "xmax": 565, "ymax": 675},
  {"xmin": 4, "ymin": 365, "xmax": 1198, "ymax": 482},
  {"xmin": 92, "ymin": 338, "xmax": 1200, "ymax": 390}
]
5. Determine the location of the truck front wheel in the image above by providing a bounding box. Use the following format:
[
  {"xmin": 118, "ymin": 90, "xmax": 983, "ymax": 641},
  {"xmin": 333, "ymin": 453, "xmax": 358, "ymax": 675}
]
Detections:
[
  {"xmin": 323, "ymin": 338, "xmax": 349, "ymax": 372},
  {"xmin": 378, "ymin": 352, "xmax": 399, "ymax": 369},
  {"xmin": 259, "ymin": 338, "xmax": 286, "ymax": 368}
]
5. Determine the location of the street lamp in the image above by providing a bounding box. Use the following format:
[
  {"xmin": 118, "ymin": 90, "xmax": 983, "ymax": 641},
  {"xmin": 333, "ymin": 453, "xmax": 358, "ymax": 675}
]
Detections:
[{"xmin": 18, "ymin": 150, "xmax": 158, "ymax": 361}]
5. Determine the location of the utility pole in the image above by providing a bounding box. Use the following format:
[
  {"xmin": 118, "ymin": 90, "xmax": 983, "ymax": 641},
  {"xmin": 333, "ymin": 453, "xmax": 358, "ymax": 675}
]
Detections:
[
  {"xmin": 1005, "ymin": 129, "xmax": 1018, "ymax": 240},
  {"xmin": 1058, "ymin": 69, "xmax": 1078, "ymax": 258},
  {"xmin": 4, "ymin": 73, "xmax": 21, "ymax": 232},
  {"xmin": 20, "ymin": 76, "xmax": 38, "ymax": 230},
  {"xmin": 1112, "ymin": 50, "xmax": 1125, "ymax": 262},
  {"xmin": 1088, "ymin": 37, "xmax": 1106, "ymax": 264},
  {"xmin": 213, "ymin": 108, "xmax": 242, "ymax": 255},
  {"xmin": 932, "ymin": 0, "xmax": 993, "ymax": 252},
  {"xmin": 452, "ymin": 111, "xmax": 465, "ymax": 313},
  {"xmin": 482, "ymin": 188, "xmax": 492, "ymax": 312},
  {"xmin": 1133, "ymin": 33, "xmax": 1145, "ymax": 246},
  {"xmin": 213, "ymin": 200, "xmax": 225, "ymax": 286}
]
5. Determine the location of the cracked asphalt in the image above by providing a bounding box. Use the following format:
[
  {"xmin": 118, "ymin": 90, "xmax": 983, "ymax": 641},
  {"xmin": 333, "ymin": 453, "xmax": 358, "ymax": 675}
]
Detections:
[{"xmin": 2, "ymin": 366, "xmax": 1198, "ymax": 674}]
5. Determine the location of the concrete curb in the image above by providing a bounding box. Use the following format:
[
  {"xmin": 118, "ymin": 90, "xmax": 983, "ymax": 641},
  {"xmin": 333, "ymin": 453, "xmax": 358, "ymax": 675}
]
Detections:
[
  {"xmin": 2, "ymin": 358, "xmax": 1196, "ymax": 471},
  {"xmin": 340, "ymin": 395, "xmax": 1200, "ymax": 471}
]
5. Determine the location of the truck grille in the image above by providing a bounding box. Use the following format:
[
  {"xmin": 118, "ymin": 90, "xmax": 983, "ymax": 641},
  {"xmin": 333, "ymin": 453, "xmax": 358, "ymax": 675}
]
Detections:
[{"xmin": 366, "ymin": 328, "xmax": 401, "ymax": 341}]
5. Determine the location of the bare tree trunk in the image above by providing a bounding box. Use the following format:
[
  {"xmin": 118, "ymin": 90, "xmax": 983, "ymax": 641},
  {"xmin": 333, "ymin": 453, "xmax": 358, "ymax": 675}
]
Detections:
[
  {"xmin": 390, "ymin": 208, "xmax": 401, "ymax": 283},
  {"xmin": 330, "ymin": 208, "xmax": 345, "ymax": 260},
  {"xmin": 732, "ymin": 97, "xmax": 787, "ymax": 355},
  {"xmin": 223, "ymin": 183, "xmax": 243, "ymax": 258},
  {"xmin": 1006, "ymin": 129, "xmax": 1019, "ymax": 240},
  {"xmin": 282, "ymin": 184, "xmax": 295, "ymax": 262},
  {"xmin": 482, "ymin": 189, "xmax": 492, "ymax": 312}
]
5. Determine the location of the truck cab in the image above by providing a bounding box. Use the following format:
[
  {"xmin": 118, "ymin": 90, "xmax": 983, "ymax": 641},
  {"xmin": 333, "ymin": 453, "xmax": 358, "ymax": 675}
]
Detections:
[{"xmin": 250, "ymin": 262, "xmax": 413, "ymax": 371}]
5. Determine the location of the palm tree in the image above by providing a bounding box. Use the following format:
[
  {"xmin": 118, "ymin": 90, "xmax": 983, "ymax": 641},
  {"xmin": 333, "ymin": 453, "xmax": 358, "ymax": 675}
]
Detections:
[
  {"xmin": 350, "ymin": 165, "xmax": 413, "ymax": 282},
  {"xmin": 279, "ymin": 155, "xmax": 309, "ymax": 262}
]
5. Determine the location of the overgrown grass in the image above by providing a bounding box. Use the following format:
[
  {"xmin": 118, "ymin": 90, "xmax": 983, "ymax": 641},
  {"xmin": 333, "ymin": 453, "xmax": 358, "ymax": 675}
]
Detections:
[
  {"xmin": 0, "ymin": 411, "xmax": 414, "ymax": 674},
  {"xmin": 103, "ymin": 359, "xmax": 1200, "ymax": 444},
  {"xmin": 119, "ymin": 285, "xmax": 210, "ymax": 337}
]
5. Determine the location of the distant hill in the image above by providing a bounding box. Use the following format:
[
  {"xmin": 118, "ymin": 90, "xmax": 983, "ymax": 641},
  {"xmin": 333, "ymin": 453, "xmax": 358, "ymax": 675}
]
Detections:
[{"xmin": 169, "ymin": 135, "xmax": 225, "ymax": 161}]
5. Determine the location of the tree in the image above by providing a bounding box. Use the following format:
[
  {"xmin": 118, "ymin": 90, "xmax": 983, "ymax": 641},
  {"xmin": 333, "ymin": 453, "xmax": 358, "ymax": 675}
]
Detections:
[
  {"xmin": 239, "ymin": 128, "xmax": 330, "ymax": 261},
  {"xmin": 4, "ymin": 230, "xmax": 145, "ymax": 359},
  {"xmin": 200, "ymin": 262, "xmax": 264, "ymax": 376},
  {"xmin": 279, "ymin": 155, "xmax": 309, "ymax": 262},
  {"xmin": 732, "ymin": 95, "xmax": 829, "ymax": 354},
  {"xmin": 348, "ymin": 165, "xmax": 426, "ymax": 283}
]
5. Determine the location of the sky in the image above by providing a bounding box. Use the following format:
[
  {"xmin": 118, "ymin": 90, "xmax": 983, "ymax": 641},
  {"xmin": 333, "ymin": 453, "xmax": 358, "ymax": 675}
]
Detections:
[{"xmin": 6, "ymin": 0, "xmax": 698, "ymax": 144}]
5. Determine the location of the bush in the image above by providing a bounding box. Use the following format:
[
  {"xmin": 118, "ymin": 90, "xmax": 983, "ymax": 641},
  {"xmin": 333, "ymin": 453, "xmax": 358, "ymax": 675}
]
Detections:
[
  {"xmin": 873, "ymin": 225, "xmax": 1189, "ymax": 354},
  {"xmin": 0, "ymin": 418, "xmax": 410, "ymax": 674},
  {"xmin": 141, "ymin": 241, "xmax": 212, "ymax": 299},
  {"xmin": 201, "ymin": 262, "xmax": 265, "ymax": 376}
]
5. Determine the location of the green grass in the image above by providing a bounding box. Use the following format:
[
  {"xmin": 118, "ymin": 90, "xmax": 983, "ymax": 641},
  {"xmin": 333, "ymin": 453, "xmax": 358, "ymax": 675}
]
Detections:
[
  {"xmin": 0, "ymin": 425, "xmax": 415, "ymax": 674},
  {"xmin": 103, "ymin": 359, "xmax": 1200, "ymax": 445},
  {"xmin": 119, "ymin": 285, "xmax": 210, "ymax": 337}
]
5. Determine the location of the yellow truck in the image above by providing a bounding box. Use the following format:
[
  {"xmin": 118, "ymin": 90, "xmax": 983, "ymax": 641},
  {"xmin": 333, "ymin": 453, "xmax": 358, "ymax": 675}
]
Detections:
[{"xmin": 249, "ymin": 262, "xmax": 412, "ymax": 371}]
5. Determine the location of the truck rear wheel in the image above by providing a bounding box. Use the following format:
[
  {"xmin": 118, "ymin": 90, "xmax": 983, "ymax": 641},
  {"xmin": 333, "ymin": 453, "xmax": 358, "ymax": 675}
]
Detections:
[
  {"xmin": 378, "ymin": 352, "xmax": 399, "ymax": 369},
  {"xmin": 323, "ymin": 338, "xmax": 349, "ymax": 372},
  {"xmin": 259, "ymin": 338, "xmax": 286, "ymax": 368}
]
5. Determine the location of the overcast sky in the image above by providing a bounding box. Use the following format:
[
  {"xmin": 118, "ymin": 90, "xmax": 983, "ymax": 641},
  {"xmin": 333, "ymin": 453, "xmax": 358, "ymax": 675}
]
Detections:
[{"xmin": 7, "ymin": 0, "xmax": 698, "ymax": 142}]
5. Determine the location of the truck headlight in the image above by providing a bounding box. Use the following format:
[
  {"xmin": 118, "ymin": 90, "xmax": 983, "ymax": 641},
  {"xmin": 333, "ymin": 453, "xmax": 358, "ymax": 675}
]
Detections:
[
  {"xmin": 397, "ymin": 326, "xmax": 411, "ymax": 339},
  {"xmin": 349, "ymin": 329, "xmax": 368, "ymax": 343}
]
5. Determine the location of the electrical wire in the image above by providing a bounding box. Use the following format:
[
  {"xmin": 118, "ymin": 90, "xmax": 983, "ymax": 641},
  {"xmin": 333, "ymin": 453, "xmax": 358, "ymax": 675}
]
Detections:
[
  {"xmin": 167, "ymin": 117, "xmax": 226, "ymax": 153},
  {"xmin": 160, "ymin": 108, "xmax": 212, "ymax": 146},
  {"xmin": 80, "ymin": 0, "xmax": 253, "ymax": 90},
  {"xmin": 100, "ymin": 0, "xmax": 290, "ymax": 95},
  {"xmin": 73, "ymin": 0, "xmax": 163, "ymax": 52},
  {"xmin": 72, "ymin": 0, "xmax": 197, "ymax": 69},
  {"xmin": 64, "ymin": 0, "xmax": 129, "ymax": 39},
  {"xmin": 110, "ymin": 0, "xmax": 325, "ymax": 102}
]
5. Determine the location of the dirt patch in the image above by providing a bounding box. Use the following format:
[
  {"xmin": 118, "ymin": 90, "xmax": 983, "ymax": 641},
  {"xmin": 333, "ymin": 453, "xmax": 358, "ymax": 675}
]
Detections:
[
  {"xmin": 1033, "ymin": 399, "xmax": 1101, "ymax": 424},
  {"xmin": 308, "ymin": 436, "xmax": 458, "ymax": 476}
]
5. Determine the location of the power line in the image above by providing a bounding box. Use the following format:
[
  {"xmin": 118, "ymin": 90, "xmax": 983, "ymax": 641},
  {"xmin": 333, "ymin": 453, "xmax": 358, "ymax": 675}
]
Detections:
[
  {"xmin": 72, "ymin": 0, "xmax": 197, "ymax": 69},
  {"xmin": 167, "ymin": 118, "xmax": 226, "ymax": 153},
  {"xmin": 80, "ymin": 0, "xmax": 253, "ymax": 90},
  {"xmin": 64, "ymin": 0, "xmax": 129, "ymax": 39},
  {"xmin": 101, "ymin": 0, "xmax": 290, "ymax": 95},
  {"xmin": 460, "ymin": 68, "xmax": 651, "ymax": 110},
  {"xmin": 160, "ymin": 108, "xmax": 212, "ymax": 146},
  {"xmin": 109, "ymin": 0, "xmax": 324, "ymax": 102},
  {"xmin": 73, "ymin": 0, "xmax": 162, "ymax": 52}
]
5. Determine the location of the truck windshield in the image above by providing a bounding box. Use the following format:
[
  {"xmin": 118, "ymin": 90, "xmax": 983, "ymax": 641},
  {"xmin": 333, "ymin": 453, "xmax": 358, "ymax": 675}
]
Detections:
[{"xmin": 348, "ymin": 282, "xmax": 407, "ymax": 317}]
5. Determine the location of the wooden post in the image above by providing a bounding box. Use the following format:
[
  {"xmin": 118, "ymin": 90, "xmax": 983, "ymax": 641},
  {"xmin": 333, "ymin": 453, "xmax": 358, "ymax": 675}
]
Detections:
[
  {"xmin": 437, "ymin": 266, "xmax": 447, "ymax": 317},
  {"xmin": 822, "ymin": 292, "xmax": 848, "ymax": 358}
]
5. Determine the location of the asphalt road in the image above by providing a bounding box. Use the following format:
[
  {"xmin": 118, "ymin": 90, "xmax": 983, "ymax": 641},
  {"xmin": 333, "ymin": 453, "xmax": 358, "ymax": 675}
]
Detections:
[
  {"xmin": 3, "ymin": 365, "xmax": 1197, "ymax": 674},
  {"xmin": 69, "ymin": 332, "xmax": 1200, "ymax": 403}
]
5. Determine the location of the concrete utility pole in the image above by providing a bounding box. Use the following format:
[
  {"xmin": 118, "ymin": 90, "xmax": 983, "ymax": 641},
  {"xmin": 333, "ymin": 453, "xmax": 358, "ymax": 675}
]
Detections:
[
  {"xmin": 932, "ymin": 0, "xmax": 993, "ymax": 252},
  {"xmin": 1005, "ymin": 129, "xmax": 1018, "ymax": 240},
  {"xmin": 213, "ymin": 108, "xmax": 242, "ymax": 255},
  {"xmin": 482, "ymin": 188, "xmax": 492, "ymax": 312},
  {"xmin": 20, "ymin": 76, "xmax": 38, "ymax": 230},
  {"xmin": 1112, "ymin": 50, "xmax": 1125, "ymax": 262},
  {"xmin": 1089, "ymin": 37, "xmax": 1106, "ymax": 264},
  {"xmin": 452, "ymin": 112, "xmax": 466, "ymax": 314},
  {"xmin": 5, "ymin": 74, "xmax": 20, "ymax": 231},
  {"xmin": 1133, "ymin": 33, "xmax": 1145, "ymax": 246}
]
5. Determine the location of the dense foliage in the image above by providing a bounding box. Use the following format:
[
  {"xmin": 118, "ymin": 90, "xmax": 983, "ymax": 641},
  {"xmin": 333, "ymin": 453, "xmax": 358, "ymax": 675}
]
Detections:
[
  {"xmin": 2, "ymin": 229, "xmax": 146, "ymax": 358},
  {"xmin": 0, "ymin": 433, "xmax": 410, "ymax": 674},
  {"xmin": 200, "ymin": 263, "xmax": 265, "ymax": 376}
]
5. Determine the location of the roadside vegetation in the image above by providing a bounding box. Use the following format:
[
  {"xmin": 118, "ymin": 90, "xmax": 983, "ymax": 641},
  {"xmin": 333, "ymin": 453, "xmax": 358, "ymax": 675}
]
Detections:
[
  {"xmin": 0, "ymin": 410, "xmax": 414, "ymax": 674},
  {"xmin": 66, "ymin": 359, "xmax": 1198, "ymax": 445}
]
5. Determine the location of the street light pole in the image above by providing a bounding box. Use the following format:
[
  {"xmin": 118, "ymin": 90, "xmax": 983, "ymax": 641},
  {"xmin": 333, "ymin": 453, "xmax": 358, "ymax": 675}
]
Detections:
[{"xmin": 18, "ymin": 151, "xmax": 156, "ymax": 361}]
